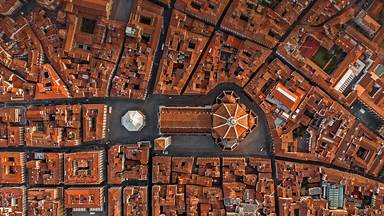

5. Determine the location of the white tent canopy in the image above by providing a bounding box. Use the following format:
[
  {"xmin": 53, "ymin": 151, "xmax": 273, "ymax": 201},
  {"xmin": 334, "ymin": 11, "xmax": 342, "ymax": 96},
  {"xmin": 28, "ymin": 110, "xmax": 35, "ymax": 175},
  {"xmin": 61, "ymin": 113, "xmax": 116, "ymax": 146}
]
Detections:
[{"xmin": 121, "ymin": 110, "xmax": 145, "ymax": 131}]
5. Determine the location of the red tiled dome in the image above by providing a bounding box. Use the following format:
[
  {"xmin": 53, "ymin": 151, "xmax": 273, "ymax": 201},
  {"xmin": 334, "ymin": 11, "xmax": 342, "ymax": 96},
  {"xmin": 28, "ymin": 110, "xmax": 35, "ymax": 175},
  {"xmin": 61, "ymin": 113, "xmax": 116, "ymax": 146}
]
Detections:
[{"xmin": 212, "ymin": 103, "xmax": 251, "ymax": 140}]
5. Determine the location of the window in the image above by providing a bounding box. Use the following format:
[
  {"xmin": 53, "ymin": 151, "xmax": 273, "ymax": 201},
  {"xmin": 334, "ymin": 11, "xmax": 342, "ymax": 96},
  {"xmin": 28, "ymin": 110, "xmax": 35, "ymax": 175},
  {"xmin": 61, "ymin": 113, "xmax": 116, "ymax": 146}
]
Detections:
[
  {"xmin": 139, "ymin": 16, "xmax": 151, "ymax": 25},
  {"xmin": 188, "ymin": 41, "xmax": 196, "ymax": 49},
  {"xmin": 142, "ymin": 33, "xmax": 151, "ymax": 43},
  {"xmin": 356, "ymin": 147, "xmax": 369, "ymax": 160},
  {"xmin": 44, "ymin": 71, "xmax": 50, "ymax": 78},
  {"xmin": 191, "ymin": 1, "xmax": 202, "ymax": 10},
  {"xmin": 81, "ymin": 18, "xmax": 96, "ymax": 34},
  {"xmin": 240, "ymin": 14, "xmax": 249, "ymax": 22}
]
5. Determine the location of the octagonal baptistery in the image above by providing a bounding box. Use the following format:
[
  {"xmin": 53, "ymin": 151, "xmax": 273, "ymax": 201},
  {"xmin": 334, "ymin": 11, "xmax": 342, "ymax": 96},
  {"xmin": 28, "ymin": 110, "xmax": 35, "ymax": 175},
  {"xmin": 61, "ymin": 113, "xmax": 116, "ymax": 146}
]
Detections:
[
  {"xmin": 212, "ymin": 91, "xmax": 257, "ymax": 150},
  {"xmin": 121, "ymin": 110, "xmax": 146, "ymax": 131}
]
